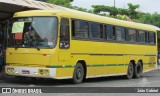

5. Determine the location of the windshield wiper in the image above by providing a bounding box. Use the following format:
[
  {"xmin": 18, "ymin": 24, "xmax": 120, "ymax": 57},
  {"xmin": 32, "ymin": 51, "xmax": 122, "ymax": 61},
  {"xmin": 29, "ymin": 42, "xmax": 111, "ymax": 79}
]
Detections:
[
  {"xmin": 35, "ymin": 46, "xmax": 40, "ymax": 51},
  {"xmin": 15, "ymin": 45, "xmax": 21, "ymax": 50},
  {"xmin": 15, "ymin": 45, "xmax": 19, "ymax": 50}
]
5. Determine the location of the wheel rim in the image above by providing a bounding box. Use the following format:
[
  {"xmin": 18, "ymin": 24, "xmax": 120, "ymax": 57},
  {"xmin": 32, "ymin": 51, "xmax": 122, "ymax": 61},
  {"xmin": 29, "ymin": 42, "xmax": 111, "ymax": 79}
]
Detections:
[
  {"xmin": 76, "ymin": 67, "xmax": 82, "ymax": 79},
  {"xmin": 128, "ymin": 64, "xmax": 133, "ymax": 76}
]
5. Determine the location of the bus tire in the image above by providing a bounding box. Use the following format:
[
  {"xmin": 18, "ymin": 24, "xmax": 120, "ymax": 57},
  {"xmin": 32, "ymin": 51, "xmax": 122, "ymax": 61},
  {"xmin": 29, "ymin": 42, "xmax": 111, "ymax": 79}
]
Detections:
[
  {"xmin": 72, "ymin": 62, "xmax": 84, "ymax": 84},
  {"xmin": 134, "ymin": 62, "xmax": 143, "ymax": 78},
  {"xmin": 126, "ymin": 62, "xmax": 134, "ymax": 79}
]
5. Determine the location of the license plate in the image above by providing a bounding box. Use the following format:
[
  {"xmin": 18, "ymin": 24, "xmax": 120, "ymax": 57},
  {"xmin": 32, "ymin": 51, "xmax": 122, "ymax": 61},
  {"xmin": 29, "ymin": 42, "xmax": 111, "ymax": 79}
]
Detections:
[{"xmin": 22, "ymin": 70, "xmax": 30, "ymax": 74}]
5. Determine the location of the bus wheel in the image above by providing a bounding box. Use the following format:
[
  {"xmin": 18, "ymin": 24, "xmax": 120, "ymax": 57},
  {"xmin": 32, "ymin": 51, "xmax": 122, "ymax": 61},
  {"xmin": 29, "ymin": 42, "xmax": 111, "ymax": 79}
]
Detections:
[
  {"xmin": 134, "ymin": 62, "xmax": 143, "ymax": 78},
  {"xmin": 126, "ymin": 62, "xmax": 134, "ymax": 79},
  {"xmin": 72, "ymin": 62, "xmax": 84, "ymax": 84}
]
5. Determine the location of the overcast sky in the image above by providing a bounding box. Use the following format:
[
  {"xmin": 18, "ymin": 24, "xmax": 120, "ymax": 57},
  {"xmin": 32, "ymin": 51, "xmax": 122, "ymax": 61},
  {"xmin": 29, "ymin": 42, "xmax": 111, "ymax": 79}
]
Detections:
[{"xmin": 71, "ymin": 0, "xmax": 160, "ymax": 13}]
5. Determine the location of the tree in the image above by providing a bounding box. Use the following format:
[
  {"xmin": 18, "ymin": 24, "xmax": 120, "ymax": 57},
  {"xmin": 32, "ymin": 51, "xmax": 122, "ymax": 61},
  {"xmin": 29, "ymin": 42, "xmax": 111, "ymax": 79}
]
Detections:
[
  {"xmin": 47, "ymin": 0, "xmax": 74, "ymax": 7},
  {"xmin": 36, "ymin": 0, "xmax": 47, "ymax": 2},
  {"xmin": 36, "ymin": 0, "xmax": 160, "ymax": 27},
  {"xmin": 71, "ymin": 6, "xmax": 88, "ymax": 12},
  {"xmin": 37, "ymin": 0, "xmax": 89, "ymax": 12},
  {"xmin": 92, "ymin": 5, "xmax": 118, "ymax": 16},
  {"xmin": 127, "ymin": 3, "xmax": 140, "ymax": 19},
  {"xmin": 139, "ymin": 13, "xmax": 160, "ymax": 27},
  {"xmin": 92, "ymin": 3, "xmax": 140, "ymax": 19}
]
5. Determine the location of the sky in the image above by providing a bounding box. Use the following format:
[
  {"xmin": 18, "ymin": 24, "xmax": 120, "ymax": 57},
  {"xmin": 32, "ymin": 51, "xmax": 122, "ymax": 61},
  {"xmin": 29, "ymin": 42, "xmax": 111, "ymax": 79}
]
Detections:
[{"xmin": 71, "ymin": 0, "xmax": 160, "ymax": 13}]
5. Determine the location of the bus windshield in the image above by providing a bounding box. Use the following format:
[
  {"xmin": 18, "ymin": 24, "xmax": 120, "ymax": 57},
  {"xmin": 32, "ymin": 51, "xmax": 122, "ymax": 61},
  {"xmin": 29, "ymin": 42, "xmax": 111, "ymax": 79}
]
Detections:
[{"xmin": 10, "ymin": 16, "xmax": 58, "ymax": 49}]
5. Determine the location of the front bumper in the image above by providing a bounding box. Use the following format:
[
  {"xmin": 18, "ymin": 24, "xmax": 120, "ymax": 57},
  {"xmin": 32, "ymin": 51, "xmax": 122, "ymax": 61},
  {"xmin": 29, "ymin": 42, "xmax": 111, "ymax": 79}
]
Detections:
[{"xmin": 5, "ymin": 66, "xmax": 56, "ymax": 78}]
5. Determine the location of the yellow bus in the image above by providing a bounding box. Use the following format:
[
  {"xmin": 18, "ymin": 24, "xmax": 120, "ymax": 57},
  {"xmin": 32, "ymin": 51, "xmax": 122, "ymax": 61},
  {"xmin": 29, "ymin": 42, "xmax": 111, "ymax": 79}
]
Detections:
[{"xmin": 5, "ymin": 10, "xmax": 159, "ymax": 84}]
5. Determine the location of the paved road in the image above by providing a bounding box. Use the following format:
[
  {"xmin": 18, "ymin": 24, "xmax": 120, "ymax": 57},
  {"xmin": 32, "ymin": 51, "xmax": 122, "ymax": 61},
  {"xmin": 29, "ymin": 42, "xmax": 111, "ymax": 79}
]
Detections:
[
  {"xmin": 1, "ymin": 69, "xmax": 160, "ymax": 87},
  {"xmin": 0, "ymin": 68, "xmax": 160, "ymax": 96}
]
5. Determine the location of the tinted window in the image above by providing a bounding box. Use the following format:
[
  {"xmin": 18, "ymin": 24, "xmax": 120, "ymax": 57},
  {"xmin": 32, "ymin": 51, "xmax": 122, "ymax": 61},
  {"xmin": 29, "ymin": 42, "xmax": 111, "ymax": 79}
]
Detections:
[
  {"xmin": 60, "ymin": 18, "xmax": 70, "ymax": 49},
  {"xmin": 90, "ymin": 23, "xmax": 103, "ymax": 39},
  {"xmin": 149, "ymin": 32, "xmax": 155, "ymax": 44},
  {"xmin": 145, "ymin": 32, "xmax": 149, "ymax": 43},
  {"xmin": 138, "ymin": 30, "xmax": 146, "ymax": 43},
  {"xmin": 105, "ymin": 25, "xmax": 115, "ymax": 40},
  {"xmin": 127, "ymin": 29, "xmax": 137, "ymax": 42},
  {"xmin": 72, "ymin": 20, "xmax": 89, "ymax": 38},
  {"xmin": 115, "ymin": 27, "xmax": 125, "ymax": 41}
]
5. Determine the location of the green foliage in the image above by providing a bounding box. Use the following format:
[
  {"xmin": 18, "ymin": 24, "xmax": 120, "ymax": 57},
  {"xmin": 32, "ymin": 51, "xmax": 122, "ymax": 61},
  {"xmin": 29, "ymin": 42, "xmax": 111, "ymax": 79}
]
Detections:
[
  {"xmin": 92, "ymin": 5, "xmax": 118, "ymax": 16},
  {"xmin": 36, "ymin": 0, "xmax": 160, "ymax": 27},
  {"xmin": 47, "ymin": 0, "xmax": 72, "ymax": 7},
  {"xmin": 92, "ymin": 3, "xmax": 140, "ymax": 19},
  {"xmin": 36, "ymin": 0, "xmax": 47, "ymax": 2},
  {"xmin": 138, "ymin": 13, "xmax": 160, "ymax": 27},
  {"xmin": 37, "ymin": 0, "xmax": 74, "ymax": 7},
  {"xmin": 127, "ymin": 3, "xmax": 140, "ymax": 19},
  {"xmin": 71, "ymin": 6, "xmax": 88, "ymax": 12}
]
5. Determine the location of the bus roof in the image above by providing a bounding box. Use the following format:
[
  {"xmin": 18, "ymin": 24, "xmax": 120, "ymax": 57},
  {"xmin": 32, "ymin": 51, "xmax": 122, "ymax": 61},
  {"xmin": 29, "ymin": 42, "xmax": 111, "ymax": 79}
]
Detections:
[{"xmin": 14, "ymin": 10, "xmax": 159, "ymax": 32}]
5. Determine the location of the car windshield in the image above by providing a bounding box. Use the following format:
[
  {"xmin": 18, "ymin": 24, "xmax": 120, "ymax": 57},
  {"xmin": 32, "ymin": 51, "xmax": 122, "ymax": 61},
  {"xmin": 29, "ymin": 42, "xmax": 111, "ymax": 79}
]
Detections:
[{"xmin": 9, "ymin": 16, "xmax": 58, "ymax": 49}]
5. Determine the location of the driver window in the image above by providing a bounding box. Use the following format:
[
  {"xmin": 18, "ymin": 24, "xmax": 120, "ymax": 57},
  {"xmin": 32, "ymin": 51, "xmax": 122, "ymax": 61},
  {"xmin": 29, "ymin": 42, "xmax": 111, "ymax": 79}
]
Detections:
[{"xmin": 59, "ymin": 18, "xmax": 70, "ymax": 49}]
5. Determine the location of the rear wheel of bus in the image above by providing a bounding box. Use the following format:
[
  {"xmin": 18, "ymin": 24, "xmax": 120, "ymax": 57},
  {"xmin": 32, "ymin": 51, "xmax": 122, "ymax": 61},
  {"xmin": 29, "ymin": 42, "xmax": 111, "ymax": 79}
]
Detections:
[
  {"xmin": 72, "ymin": 62, "xmax": 84, "ymax": 84},
  {"xmin": 126, "ymin": 62, "xmax": 134, "ymax": 79},
  {"xmin": 134, "ymin": 61, "xmax": 143, "ymax": 78}
]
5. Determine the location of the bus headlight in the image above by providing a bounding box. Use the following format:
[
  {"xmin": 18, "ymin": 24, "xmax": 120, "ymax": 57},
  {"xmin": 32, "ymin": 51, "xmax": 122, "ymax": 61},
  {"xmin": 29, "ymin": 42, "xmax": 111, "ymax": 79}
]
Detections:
[
  {"xmin": 7, "ymin": 67, "xmax": 10, "ymax": 73},
  {"xmin": 10, "ymin": 68, "xmax": 14, "ymax": 72},
  {"xmin": 39, "ymin": 69, "xmax": 43, "ymax": 75},
  {"xmin": 44, "ymin": 70, "xmax": 49, "ymax": 75},
  {"xmin": 39, "ymin": 69, "xmax": 49, "ymax": 75},
  {"xmin": 6, "ymin": 67, "xmax": 14, "ymax": 73}
]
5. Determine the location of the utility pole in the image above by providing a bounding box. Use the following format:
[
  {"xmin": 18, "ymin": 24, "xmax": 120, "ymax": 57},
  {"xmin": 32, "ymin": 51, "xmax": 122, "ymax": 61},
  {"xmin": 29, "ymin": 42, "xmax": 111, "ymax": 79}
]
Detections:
[{"xmin": 114, "ymin": 0, "xmax": 116, "ymax": 7}]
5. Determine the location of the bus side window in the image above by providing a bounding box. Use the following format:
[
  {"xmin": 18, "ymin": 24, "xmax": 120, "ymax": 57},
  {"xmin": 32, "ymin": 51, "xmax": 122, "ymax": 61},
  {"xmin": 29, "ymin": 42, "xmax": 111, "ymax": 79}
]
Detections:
[
  {"xmin": 126, "ymin": 29, "xmax": 137, "ymax": 42},
  {"xmin": 115, "ymin": 27, "xmax": 125, "ymax": 41},
  {"xmin": 106, "ymin": 25, "xmax": 115, "ymax": 40},
  {"xmin": 149, "ymin": 32, "xmax": 155, "ymax": 44},
  {"xmin": 145, "ymin": 31, "xmax": 149, "ymax": 43},
  {"xmin": 90, "ymin": 23, "xmax": 103, "ymax": 39},
  {"xmin": 59, "ymin": 18, "xmax": 70, "ymax": 49},
  {"xmin": 138, "ymin": 30, "xmax": 146, "ymax": 43},
  {"xmin": 72, "ymin": 20, "xmax": 89, "ymax": 39}
]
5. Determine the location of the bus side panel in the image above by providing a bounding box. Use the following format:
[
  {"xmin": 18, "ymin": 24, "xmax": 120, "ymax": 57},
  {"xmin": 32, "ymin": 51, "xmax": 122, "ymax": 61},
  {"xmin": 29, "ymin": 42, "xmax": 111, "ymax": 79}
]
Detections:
[{"xmin": 70, "ymin": 54, "xmax": 95, "ymax": 77}]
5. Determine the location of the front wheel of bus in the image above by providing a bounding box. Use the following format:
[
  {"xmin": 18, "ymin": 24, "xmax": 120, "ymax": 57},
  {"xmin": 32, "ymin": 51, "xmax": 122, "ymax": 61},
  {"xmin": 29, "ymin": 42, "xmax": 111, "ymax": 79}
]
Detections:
[
  {"xmin": 134, "ymin": 62, "xmax": 143, "ymax": 78},
  {"xmin": 126, "ymin": 62, "xmax": 134, "ymax": 79},
  {"xmin": 72, "ymin": 63, "xmax": 84, "ymax": 84}
]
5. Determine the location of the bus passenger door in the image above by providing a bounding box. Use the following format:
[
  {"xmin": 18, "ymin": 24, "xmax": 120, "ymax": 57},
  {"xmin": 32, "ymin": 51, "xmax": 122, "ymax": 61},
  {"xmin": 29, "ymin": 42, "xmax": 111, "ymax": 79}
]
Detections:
[
  {"xmin": 59, "ymin": 18, "xmax": 70, "ymax": 61},
  {"xmin": 58, "ymin": 18, "xmax": 71, "ymax": 77}
]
